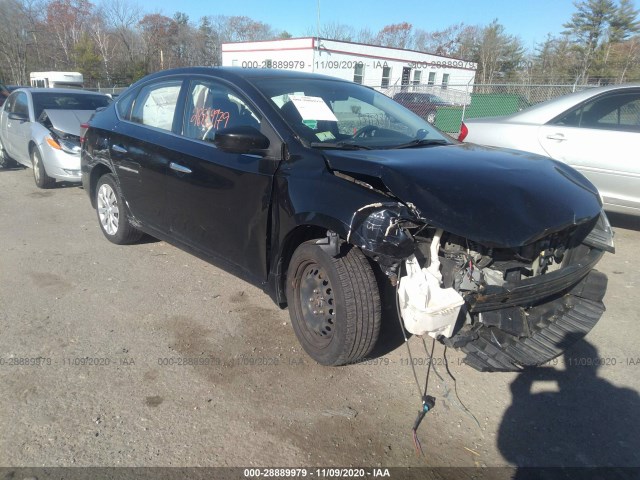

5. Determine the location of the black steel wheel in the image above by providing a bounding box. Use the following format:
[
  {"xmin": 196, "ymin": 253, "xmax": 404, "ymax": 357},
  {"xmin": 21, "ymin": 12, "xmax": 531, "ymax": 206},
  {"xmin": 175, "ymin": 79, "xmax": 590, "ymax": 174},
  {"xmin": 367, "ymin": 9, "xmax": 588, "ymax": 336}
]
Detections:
[{"xmin": 287, "ymin": 241, "xmax": 381, "ymax": 366}]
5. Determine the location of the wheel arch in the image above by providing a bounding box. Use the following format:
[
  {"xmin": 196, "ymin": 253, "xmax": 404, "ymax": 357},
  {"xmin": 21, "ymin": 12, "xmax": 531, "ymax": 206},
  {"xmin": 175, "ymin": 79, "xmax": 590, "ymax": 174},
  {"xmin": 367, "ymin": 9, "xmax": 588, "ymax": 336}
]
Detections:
[
  {"xmin": 272, "ymin": 221, "xmax": 354, "ymax": 308},
  {"xmin": 88, "ymin": 163, "xmax": 114, "ymax": 208},
  {"xmin": 28, "ymin": 140, "xmax": 39, "ymax": 159}
]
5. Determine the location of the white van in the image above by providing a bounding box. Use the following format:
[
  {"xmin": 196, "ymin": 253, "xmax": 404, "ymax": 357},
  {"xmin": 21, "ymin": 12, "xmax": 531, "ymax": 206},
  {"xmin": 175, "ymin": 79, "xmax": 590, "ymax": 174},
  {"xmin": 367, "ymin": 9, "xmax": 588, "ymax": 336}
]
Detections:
[{"xmin": 29, "ymin": 72, "xmax": 84, "ymax": 89}]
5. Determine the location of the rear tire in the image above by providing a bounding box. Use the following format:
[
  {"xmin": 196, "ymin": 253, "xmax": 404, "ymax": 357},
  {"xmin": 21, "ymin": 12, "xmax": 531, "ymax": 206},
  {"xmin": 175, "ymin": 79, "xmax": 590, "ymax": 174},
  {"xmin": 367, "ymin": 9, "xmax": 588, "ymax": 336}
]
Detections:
[
  {"xmin": 286, "ymin": 241, "xmax": 381, "ymax": 366},
  {"xmin": 32, "ymin": 148, "xmax": 55, "ymax": 188},
  {"xmin": 95, "ymin": 173, "xmax": 143, "ymax": 245}
]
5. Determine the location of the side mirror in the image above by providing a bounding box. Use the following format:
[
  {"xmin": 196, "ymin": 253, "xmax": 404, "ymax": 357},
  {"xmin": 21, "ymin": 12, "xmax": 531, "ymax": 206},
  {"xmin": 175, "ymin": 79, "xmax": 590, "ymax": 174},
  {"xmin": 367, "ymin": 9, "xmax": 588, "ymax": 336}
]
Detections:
[
  {"xmin": 213, "ymin": 126, "xmax": 270, "ymax": 155},
  {"xmin": 9, "ymin": 112, "xmax": 28, "ymax": 122}
]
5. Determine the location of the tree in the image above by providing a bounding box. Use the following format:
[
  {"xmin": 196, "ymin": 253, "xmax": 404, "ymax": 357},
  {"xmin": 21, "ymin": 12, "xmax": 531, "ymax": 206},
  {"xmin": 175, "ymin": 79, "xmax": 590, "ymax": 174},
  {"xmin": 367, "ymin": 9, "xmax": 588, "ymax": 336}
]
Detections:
[
  {"xmin": 563, "ymin": 0, "xmax": 617, "ymax": 83},
  {"xmin": 46, "ymin": 0, "xmax": 95, "ymax": 68},
  {"xmin": 75, "ymin": 31, "xmax": 101, "ymax": 81},
  {"xmin": 138, "ymin": 13, "xmax": 176, "ymax": 72},
  {"xmin": 462, "ymin": 20, "xmax": 524, "ymax": 84},
  {"xmin": 305, "ymin": 22, "xmax": 354, "ymax": 41},
  {"xmin": 0, "ymin": 0, "xmax": 34, "ymax": 84},
  {"xmin": 375, "ymin": 22, "xmax": 413, "ymax": 49},
  {"xmin": 413, "ymin": 23, "xmax": 467, "ymax": 56}
]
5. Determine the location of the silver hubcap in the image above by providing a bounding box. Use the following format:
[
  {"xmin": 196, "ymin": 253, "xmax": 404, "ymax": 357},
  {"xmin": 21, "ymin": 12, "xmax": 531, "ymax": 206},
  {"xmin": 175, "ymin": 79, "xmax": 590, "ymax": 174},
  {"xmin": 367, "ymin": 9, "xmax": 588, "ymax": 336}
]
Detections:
[
  {"xmin": 97, "ymin": 183, "xmax": 119, "ymax": 236},
  {"xmin": 33, "ymin": 152, "xmax": 40, "ymax": 181}
]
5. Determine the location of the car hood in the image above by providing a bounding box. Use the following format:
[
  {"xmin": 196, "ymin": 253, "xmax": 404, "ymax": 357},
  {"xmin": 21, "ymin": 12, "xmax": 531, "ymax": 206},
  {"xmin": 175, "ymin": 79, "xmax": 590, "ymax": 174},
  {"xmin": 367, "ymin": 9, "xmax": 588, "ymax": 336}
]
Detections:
[
  {"xmin": 323, "ymin": 143, "xmax": 602, "ymax": 248},
  {"xmin": 42, "ymin": 109, "xmax": 94, "ymax": 136}
]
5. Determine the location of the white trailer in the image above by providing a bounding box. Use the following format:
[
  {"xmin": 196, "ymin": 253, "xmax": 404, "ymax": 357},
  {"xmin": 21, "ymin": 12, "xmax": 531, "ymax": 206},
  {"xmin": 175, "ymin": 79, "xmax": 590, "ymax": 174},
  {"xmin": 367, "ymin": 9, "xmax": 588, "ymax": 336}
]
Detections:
[{"xmin": 29, "ymin": 72, "xmax": 84, "ymax": 89}]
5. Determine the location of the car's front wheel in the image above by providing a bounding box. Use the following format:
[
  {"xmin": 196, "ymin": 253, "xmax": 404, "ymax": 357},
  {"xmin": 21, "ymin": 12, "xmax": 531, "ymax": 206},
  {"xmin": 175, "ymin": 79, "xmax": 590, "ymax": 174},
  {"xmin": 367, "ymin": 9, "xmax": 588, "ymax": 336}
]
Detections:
[
  {"xmin": 95, "ymin": 173, "xmax": 143, "ymax": 244},
  {"xmin": 426, "ymin": 111, "xmax": 436, "ymax": 124},
  {"xmin": 0, "ymin": 137, "xmax": 15, "ymax": 169},
  {"xmin": 286, "ymin": 241, "xmax": 381, "ymax": 366},
  {"xmin": 31, "ymin": 148, "xmax": 55, "ymax": 188}
]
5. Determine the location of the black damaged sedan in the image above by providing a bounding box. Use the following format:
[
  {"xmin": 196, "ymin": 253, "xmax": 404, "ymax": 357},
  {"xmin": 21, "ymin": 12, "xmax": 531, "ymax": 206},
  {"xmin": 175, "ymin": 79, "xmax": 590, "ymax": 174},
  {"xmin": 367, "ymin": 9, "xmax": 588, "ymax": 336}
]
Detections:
[{"xmin": 81, "ymin": 68, "xmax": 614, "ymax": 371}]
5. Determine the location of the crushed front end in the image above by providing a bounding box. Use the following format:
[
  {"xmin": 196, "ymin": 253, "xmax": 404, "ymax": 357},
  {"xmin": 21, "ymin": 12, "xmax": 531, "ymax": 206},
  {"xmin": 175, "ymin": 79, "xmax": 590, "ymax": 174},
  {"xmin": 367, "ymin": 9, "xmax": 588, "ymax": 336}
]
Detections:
[{"xmin": 349, "ymin": 203, "xmax": 614, "ymax": 372}]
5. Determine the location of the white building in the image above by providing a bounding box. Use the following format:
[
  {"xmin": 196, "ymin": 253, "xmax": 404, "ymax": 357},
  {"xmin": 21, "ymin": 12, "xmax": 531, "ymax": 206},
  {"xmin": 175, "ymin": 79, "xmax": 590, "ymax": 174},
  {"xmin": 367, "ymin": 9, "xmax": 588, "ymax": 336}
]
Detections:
[{"xmin": 221, "ymin": 38, "xmax": 477, "ymax": 104}]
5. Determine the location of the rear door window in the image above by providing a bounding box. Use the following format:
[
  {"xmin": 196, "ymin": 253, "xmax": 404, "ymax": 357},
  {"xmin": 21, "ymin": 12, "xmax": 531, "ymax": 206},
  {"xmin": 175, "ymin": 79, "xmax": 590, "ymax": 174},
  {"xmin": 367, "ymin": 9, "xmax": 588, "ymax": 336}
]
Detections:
[
  {"xmin": 131, "ymin": 80, "xmax": 182, "ymax": 131},
  {"xmin": 555, "ymin": 91, "xmax": 640, "ymax": 131}
]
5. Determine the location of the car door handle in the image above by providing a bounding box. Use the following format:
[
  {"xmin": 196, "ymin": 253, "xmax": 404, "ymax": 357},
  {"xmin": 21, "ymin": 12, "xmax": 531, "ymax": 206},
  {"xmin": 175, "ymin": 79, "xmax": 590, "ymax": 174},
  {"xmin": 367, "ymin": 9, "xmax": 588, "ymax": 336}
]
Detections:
[
  {"xmin": 111, "ymin": 144, "xmax": 128, "ymax": 153},
  {"xmin": 546, "ymin": 133, "xmax": 566, "ymax": 141},
  {"xmin": 170, "ymin": 162, "xmax": 192, "ymax": 174}
]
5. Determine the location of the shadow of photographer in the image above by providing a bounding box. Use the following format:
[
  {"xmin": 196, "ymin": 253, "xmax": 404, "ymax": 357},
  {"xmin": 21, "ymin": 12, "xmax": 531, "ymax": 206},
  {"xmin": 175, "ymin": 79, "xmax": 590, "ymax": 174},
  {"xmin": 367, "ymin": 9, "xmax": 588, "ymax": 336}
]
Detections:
[{"xmin": 497, "ymin": 334, "xmax": 640, "ymax": 475}]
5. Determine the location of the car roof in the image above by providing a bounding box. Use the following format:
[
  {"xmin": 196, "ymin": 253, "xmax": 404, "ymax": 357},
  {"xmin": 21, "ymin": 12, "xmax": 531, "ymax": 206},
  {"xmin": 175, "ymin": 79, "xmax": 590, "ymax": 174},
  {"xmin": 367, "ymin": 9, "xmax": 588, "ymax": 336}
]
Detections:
[
  {"xmin": 469, "ymin": 83, "xmax": 640, "ymax": 124},
  {"xmin": 128, "ymin": 66, "xmax": 353, "ymax": 89}
]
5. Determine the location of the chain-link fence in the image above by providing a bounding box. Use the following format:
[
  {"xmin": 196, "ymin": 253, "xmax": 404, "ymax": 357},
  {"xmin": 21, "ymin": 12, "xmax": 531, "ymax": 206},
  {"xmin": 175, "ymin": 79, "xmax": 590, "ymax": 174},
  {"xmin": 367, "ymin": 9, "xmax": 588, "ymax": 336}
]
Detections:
[
  {"xmin": 85, "ymin": 86, "xmax": 129, "ymax": 97},
  {"xmin": 380, "ymin": 83, "xmax": 597, "ymax": 136}
]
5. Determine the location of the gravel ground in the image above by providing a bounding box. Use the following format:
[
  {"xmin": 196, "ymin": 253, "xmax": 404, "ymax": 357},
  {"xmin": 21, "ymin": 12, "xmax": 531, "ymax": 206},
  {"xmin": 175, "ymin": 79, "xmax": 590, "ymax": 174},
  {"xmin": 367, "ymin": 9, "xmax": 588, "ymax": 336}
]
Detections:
[{"xmin": 0, "ymin": 166, "xmax": 638, "ymax": 471}]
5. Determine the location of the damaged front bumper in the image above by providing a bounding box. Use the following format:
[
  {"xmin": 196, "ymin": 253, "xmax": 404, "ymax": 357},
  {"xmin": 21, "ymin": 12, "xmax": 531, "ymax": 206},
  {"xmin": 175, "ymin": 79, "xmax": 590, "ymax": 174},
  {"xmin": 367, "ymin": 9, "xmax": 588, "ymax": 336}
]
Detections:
[{"xmin": 348, "ymin": 202, "xmax": 613, "ymax": 372}]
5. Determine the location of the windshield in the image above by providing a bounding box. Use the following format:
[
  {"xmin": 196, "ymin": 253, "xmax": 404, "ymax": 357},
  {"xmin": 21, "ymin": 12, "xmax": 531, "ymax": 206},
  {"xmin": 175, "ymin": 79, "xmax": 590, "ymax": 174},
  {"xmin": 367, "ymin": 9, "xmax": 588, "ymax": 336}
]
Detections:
[
  {"xmin": 32, "ymin": 92, "xmax": 111, "ymax": 120},
  {"xmin": 252, "ymin": 77, "xmax": 451, "ymax": 149}
]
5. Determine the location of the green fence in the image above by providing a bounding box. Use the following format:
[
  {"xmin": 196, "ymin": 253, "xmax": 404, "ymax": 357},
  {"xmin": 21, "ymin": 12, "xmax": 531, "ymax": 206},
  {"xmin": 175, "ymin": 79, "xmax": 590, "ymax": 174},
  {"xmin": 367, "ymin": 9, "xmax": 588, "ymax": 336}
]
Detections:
[{"xmin": 435, "ymin": 93, "xmax": 531, "ymax": 134}]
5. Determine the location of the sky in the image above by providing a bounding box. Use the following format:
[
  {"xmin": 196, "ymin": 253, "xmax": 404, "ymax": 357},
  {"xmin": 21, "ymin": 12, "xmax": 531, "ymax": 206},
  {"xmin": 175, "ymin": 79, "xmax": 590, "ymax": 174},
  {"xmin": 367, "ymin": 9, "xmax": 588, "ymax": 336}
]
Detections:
[{"xmin": 131, "ymin": 0, "xmax": 614, "ymax": 51}]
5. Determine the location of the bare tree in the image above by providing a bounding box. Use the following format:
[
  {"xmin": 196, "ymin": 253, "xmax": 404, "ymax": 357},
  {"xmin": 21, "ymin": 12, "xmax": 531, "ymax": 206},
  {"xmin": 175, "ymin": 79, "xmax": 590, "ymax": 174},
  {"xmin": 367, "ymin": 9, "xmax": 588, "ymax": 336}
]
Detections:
[
  {"xmin": 413, "ymin": 23, "xmax": 467, "ymax": 56},
  {"xmin": 304, "ymin": 21, "xmax": 354, "ymax": 41},
  {"xmin": 375, "ymin": 22, "xmax": 413, "ymax": 49},
  {"xmin": 0, "ymin": 0, "xmax": 35, "ymax": 83},
  {"xmin": 45, "ymin": 0, "xmax": 95, "ymax": 68}
]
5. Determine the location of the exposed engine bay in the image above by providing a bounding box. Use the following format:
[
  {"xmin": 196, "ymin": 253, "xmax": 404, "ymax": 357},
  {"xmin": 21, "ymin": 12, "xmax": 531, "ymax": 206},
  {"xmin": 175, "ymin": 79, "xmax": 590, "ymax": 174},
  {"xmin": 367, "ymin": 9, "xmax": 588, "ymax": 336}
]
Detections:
[{"xmin": 347, "ymin": 201, "xmax": 614, "ymax": 372}]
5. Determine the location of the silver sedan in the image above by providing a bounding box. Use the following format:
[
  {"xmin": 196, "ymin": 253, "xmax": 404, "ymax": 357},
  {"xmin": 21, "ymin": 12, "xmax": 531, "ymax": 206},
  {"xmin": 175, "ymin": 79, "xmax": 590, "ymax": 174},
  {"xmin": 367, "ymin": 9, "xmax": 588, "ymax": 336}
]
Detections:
[
  {"xmin": 0, "ymin": 88, "xmax": 111, "ymax": 188},
  {"xmin": 461, "ymin": 84, "xmax": 640, "ymax": 216}
]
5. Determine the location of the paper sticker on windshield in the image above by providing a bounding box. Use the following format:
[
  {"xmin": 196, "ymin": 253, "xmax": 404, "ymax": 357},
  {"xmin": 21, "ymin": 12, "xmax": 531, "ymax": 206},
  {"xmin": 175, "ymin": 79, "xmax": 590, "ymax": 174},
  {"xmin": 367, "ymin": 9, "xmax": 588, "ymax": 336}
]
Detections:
[
  {"xmin": 289, "ymin": 95, "xmax": 338, "ymax": 122},
  {"xmin": 315, "ymin": 131, "xmax": 335, "ymax": 141}
]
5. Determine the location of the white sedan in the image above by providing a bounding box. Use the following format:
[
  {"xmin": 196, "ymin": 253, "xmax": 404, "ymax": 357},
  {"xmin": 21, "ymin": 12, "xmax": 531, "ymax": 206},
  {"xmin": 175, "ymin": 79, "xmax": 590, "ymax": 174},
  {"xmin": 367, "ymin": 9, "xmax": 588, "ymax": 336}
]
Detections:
[
  {"xmin": 0, "ymin": 88, "xmax": 111, "ymax": 188},
  {"xmin": 460, "ymin": 84, "xmax": 640, "ymax": 216}
]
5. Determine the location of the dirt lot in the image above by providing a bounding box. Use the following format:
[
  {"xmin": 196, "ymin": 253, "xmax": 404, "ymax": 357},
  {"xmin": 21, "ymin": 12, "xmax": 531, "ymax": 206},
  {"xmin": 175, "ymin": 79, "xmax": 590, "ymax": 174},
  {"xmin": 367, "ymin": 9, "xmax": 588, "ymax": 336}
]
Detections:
[{"xmin": 1, "ymin": 166, "xmax": 639, "ymax": 471}]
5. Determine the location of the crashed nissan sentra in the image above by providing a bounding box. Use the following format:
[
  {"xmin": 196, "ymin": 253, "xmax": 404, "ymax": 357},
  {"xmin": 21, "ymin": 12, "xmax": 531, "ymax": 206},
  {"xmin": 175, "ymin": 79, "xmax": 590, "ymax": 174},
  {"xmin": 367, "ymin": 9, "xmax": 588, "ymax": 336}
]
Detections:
[{"xmin": 80, "ymin": 68, "xmax": 614, "ymax": 371}]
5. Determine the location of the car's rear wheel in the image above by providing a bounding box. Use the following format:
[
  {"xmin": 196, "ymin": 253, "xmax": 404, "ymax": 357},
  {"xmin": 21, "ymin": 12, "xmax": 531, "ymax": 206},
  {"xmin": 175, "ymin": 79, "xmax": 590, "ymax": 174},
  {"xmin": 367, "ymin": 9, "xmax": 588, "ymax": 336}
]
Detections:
[
  {"xmin": 95, "ymin": 173, "xmax": 143, "ymax": 244},
  {"xmin": 426, "ymin": 111, "xmax": 436, "ymax": 124},
  {"xmin": 286, "ymin": 241, "xmax": 381, "ymax": 366},
  {"xmin": 31, "ymin": 148, "xmax": 55, "ymax": 188}
]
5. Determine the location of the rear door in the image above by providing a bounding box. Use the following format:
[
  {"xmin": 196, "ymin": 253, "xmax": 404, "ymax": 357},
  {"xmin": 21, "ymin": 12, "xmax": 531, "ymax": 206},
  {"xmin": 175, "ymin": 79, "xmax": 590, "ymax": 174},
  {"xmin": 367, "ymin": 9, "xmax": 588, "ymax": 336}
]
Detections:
[
  {"xmin": 109, "ymin": 78, "xmax": 185, "ymax": 233},
  {"xmin": 538, "ymin": 89, "xmax": 640, "ymax": 211},
  {"xmin": 164, "ymin": 76, "xmax": 282, "ymax": 280}
]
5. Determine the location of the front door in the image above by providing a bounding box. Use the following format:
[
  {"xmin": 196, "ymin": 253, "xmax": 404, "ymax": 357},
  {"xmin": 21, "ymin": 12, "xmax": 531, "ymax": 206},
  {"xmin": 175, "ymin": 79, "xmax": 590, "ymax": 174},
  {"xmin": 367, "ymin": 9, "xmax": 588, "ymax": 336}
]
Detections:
[{"xmin": 164, "ymin": 77, "xmax": 282, "ymax": 280}]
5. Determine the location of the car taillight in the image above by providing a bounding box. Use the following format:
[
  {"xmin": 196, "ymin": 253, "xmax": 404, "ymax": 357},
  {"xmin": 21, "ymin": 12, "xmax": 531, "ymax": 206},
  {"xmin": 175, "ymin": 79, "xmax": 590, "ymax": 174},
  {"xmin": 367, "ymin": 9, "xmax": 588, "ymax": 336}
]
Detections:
[
  {"xmin": 457, "ymin": 122, "xmax": 468, "ymax": 142},
  {"xmin": 80, "ymin": 123, "xmax": 89, "ymax": 144}
]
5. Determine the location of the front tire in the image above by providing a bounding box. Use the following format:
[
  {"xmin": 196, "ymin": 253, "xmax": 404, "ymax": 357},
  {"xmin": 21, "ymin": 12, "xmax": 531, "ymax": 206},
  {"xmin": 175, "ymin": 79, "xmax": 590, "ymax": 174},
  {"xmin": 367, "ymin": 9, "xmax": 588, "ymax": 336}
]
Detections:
[
  {"xmin": 95, "ymin": 173, "xmax": 143, "ymax": 244},
  {"xmin": 0, "ymin": 137, "xmax": 15, "ymax": 169},
  {"xmin": 286, "ymin": 241, "xmax": 381, "ymax": 366},
  {"xmin": 32, "ymin": 148, "xmax": 55, "ymax": 188}
]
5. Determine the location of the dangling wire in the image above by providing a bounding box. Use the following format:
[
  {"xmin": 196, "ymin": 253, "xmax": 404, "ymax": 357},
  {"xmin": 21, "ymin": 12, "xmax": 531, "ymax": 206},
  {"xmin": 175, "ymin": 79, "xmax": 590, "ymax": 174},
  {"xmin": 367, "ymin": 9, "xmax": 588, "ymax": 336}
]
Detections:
[
  {"xmin": 395, "ymin": 262, "xmax": 436, "ymax": 457},
  {"xmin": 395, "ymin": 262, "xmax": 424, "ymax": 398}
]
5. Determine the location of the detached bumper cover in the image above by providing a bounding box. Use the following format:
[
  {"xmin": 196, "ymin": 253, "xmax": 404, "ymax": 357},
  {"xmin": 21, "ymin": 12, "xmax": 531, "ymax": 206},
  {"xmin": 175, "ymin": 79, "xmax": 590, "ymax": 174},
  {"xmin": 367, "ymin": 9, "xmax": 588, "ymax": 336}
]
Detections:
[{"xmin": 461, "ymin": 270, "xmax": 607, "ymax": 372}]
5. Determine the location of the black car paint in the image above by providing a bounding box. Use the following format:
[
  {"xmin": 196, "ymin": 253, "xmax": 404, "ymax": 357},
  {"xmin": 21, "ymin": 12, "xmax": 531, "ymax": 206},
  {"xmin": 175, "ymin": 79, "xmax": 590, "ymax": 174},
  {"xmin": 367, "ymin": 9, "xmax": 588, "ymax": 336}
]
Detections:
[
  {"xmin": 82, "ymin": 67, "xmax": 604, "ymax": 311},
  {"xmin": 323, "ymin": 144, "xmax": 602, "ymax": 248}
]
